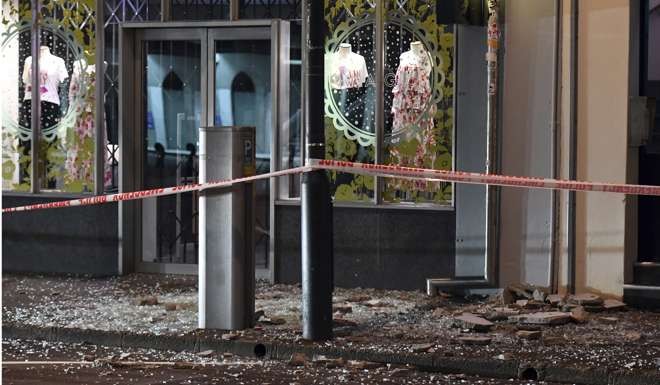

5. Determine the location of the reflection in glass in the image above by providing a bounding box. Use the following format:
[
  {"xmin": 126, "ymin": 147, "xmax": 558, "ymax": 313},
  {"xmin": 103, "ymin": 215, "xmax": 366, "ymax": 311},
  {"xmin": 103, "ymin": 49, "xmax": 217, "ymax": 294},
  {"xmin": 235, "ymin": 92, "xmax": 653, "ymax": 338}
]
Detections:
[
  {"xmin": 279, "ymin": 21, "xmax": 302, "ymax": 199},
  {"xmin": 214, "ymin": 38, "xmax": 272, "ymax": 267},
  {"xmin": 142, "ymin": 40, "xmax": 201, "ymax": 264}
]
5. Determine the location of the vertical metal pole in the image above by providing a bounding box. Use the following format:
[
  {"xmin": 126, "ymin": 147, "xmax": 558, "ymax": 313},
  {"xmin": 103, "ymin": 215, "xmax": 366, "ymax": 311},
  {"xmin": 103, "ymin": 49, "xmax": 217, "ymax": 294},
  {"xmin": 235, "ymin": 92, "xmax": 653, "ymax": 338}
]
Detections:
[
  {"xmin": 30, "ymin": 0, "xmax": 40, "ymax": 194},
  {"xmin": 550, "ymin": 0, "xmax": 562, "ymax": 293},
  {"xmin": 301, "ymin": 0, "xmax": 333, "ymax": 341},
  {"xmin": 94, "ymin": 0, "xmax": 105, "ymax": 195},
  {"xmin": 374, "ymin": 2, "xmax": 384, "ymax": 204},
  {"xmin": 568, "ymin": 0, "xmax": 579, "ymax": 295},
  {"xmin": 484, "ymin": 0, "xmax": 500, "ymax": 284}
]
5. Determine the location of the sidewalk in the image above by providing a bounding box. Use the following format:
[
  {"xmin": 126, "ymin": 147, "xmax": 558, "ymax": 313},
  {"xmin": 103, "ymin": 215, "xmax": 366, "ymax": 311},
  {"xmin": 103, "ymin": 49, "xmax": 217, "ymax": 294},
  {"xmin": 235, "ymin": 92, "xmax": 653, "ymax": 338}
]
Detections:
[{"xmin": 3, "ymin": 274, "xmax": 659, "ymax": 384}]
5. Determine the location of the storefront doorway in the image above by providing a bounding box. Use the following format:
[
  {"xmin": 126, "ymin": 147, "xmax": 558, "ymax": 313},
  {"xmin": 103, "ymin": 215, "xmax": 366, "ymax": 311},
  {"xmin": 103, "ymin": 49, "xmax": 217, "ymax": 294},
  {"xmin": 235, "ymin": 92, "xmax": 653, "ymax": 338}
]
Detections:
[{"xmin": 119, "ymin": 21, "xmax": 290, "ymax": 275}]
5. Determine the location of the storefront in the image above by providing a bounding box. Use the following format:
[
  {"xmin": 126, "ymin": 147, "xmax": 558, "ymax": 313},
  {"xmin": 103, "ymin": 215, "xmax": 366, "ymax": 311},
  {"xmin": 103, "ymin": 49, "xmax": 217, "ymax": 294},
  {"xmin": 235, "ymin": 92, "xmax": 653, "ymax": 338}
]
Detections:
[{"xmin": 2, "ymin": 1, "xmax": 655, "ymax": 299}]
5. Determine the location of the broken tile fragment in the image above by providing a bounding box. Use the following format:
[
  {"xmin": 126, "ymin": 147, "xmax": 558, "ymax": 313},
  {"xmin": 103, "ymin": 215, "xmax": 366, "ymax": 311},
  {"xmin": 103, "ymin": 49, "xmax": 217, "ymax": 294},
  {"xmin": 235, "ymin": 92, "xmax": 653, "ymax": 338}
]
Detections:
[
  {"xmin": 569, "ymin": 293, "xmax": 603, "ymax": 306},
  {"xmin": 136, "ymin": 296, "xmax": 158, "ymax": 306},
  {"xmin": 546, "ymin": 294, "xmax": 565, "ymax": 306},
  {"xmin": 516, "ymin": 311, "xmax": 571, "ymax": 326},
  {"xmin": 533, "ymin": 289, "xmax": 547, "ymax": 302},
  {"xmin": 458, "ymin": 336, "xmax": 492, "ymax": 345},
  {"xmin": 570, "ymin": 306, "xmax": 589, "ymax": 323},
  {"xmin": 197, "ymin": 350, "xmax": 215, "ymax": 357},
  {"xmin": 333, "ymin": 304, "xmax": 353, "ymax": 314},
  {"xmin": 603, "ymin": 299, "xmax": 626, "ymax": 311},
  {"xmin": 454, "ymin": 313, "xmax": 494, "ymax": 332},
  {"xmin": 516, "ymin": 330, "xmax": 542, "ymax": 340},
  {"xmin": 346, "ymin": 360, "xmax": 383, "ymax": 370},
  {"xmin": 389, "ymin": 368, "xmax": 412, "ymax": 377},
  {"xmin": 410, "ymin": 343, "xmax": 434, "ymax": 353}
]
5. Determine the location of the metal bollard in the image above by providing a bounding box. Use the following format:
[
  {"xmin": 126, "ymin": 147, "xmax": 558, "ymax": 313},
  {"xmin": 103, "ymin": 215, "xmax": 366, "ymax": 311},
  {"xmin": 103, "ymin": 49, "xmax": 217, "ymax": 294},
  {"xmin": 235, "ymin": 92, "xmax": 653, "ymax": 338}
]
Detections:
[{"xmin": 198, "ymin": 126, "xmax": 256, "ymax": 330}]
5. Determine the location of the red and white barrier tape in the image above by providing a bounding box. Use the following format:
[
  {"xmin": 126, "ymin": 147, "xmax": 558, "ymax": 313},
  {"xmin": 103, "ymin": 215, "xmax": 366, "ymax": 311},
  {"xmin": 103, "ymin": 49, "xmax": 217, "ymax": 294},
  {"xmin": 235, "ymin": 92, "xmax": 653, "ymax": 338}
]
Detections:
[
  {"xmin": 4, "ymin": 159, "xmax": 660, "ymax": 214},
  {"xmin": 1, "ymin": 166, "xmax": 311, "ymax": 213},
  {"xmin": 311, "ymin": 159, "xmax": 660, "ymax": 196}
]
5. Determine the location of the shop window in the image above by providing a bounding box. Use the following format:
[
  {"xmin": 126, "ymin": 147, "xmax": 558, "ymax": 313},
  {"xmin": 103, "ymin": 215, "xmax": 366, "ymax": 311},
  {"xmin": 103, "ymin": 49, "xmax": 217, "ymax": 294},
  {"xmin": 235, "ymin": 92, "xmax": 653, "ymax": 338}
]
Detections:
[
  {"xmin": 322, "ymin": 0, "xmax": 454, "ymax": 206},
  {"xmin": 1, "ymin": 0, "xmax": 107, "ymax": 193},
  {"xmin": 1, "ymin": 1, "xmax": 32, "ymax": 191}
]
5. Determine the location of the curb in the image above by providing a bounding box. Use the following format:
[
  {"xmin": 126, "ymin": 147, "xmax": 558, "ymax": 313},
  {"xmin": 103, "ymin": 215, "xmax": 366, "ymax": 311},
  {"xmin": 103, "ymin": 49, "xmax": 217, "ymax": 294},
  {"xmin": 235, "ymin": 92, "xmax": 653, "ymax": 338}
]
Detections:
[{"xmin": 3, "ymin": 324, "xmax": 658, "ymax": 385}]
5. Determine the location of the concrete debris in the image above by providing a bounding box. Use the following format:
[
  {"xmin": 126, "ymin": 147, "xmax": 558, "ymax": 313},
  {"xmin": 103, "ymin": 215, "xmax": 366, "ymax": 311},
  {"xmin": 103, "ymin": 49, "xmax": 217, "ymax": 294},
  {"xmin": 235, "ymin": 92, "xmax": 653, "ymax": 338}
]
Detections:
[
  {"xmin": 346, "ymin": 360, "xmax": 383, "ymax": 370},
  {"xmin": 584, "ymin": 305, "xmax": 605, "ymax": 313},
  {"xmin": 136, "ymin": 296, "xmax": 159, "ymax": 306},
  {"xmin": 410, "ymin": 343, "xmax": 434, "ymax": 353},
  {"xmin": 458, "ymin": 336, "xmax": 492, "ymax": 345},
  {"xmin": 569, "ymin": 293, "xmax": 603, "ymax": 306},
  {"xmin": 288, "ymin": 353, "xmax": 307, "ymax": 367},
  {"xmin": 515, "ymin": 311, "xmax": 572, "ymax": 326},
  {"xmin": 570, "ymin": 306, "xmax": 590, "ymax": 323},
  {"xmin": 333, "ymin": 318, "xmax": 358, "ymax": 328},
  {"xmin": 533, "ymin": 289, "xmax": 547, "ymax": 302},
  {"xmin": 546, "ymin": 294, "xmax": 565, "ymax": 306},
  {"xmin": 603, "ymin": 299, "xmax": 627, "ymax": 311},
  {"xmin": 221, "ymin": 333, "xmax": 239, "ymax": 341},
  {"xmin": 389, "ymin": 368, "xmax": 412, "ymax": 377},
  {"xmin": 515, "ymin": 299, "xmax": 544, "ymax": 309},
  {"xmin": 333, "ymin": 305, "xmax": 353, "ymax": 314},
  {"xmin": 454, "ymin": 313, "xmax": 494, "ymax": 332},
  {"xmin": 119, "ymin": 352, "xmax": 132, "ymax": 360},
  {"xmin": 164, "ymin": 303, "xmax": 178, "ymax": 311},
  {"xmin": 600, "ymin": 317, "xmax": 619, "ymax": 324},
  {"xmin": 506, "ymin": 283, "xmax": 535, "ymax": 300},
  {"xmin": 197, "ymin": 350, "xmax": 215, "ymax": 357},
  {"xmin": 254, "ymin": 310, "xmax": 265, "ymax": 322},
  {"xmin": 363, "ymin": 299, "xmax": 390, "ymax": 308},
  {"xmin": 500, "ymin": 288, "xmax": 515, "ymax": 305},
  {"xmin": 542, "ymin": 336, "xmax": 566, "ymax": 345},
  {"xmin": 259, "ymin": 317, "xmax": 286, "ymax": 325},
  {"xmin": 484, "ymin": 307, "xmax": 519, "ymax": 321},
  {"xmin": 516, "ymin": 330, "xmax": 542, "ymax": 340},
  {"xmin": 312, "ymin": 356, "xmax": 345, "ymax": 369},
  {"xmin": 346, "ymin": 294, "xmax": 371, "ymax": 303},
  {"xmin": 623, "ymin": 332, "xmax": 643, "ymax": 342},
  {"xmin": 493, "ymin": 353, "xmax": 515, "ymax": 360}
]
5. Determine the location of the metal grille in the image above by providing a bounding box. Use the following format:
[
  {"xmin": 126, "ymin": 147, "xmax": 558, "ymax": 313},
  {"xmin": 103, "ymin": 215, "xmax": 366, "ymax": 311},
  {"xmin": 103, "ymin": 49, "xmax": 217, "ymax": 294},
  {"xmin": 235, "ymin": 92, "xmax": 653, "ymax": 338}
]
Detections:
[
  {"xmin": 239, "ymin": 0, "xmax": 301, "ymax": 20},
  {"xmin": 171, "ymin": 0, "xmax": 230, "ymax": 20},
  {"xmin": 103, "ymin": 0, "xmax": 161, "ymax": 192}
]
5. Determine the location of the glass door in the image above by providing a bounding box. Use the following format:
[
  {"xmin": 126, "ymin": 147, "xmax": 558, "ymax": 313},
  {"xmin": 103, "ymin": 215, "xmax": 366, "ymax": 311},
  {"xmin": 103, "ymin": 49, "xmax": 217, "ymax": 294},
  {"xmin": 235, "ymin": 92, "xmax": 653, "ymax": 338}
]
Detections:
[
  {"xmin": 138, "ymin": 29, "xmax": 207, "ymax": 268},
  {"xmin": 208, "ymin": 28, "xmax": 274, "ymax": 270},
  {"xmin": 128, "ymin": 24, "xmax": 287, "ymax": 274}
]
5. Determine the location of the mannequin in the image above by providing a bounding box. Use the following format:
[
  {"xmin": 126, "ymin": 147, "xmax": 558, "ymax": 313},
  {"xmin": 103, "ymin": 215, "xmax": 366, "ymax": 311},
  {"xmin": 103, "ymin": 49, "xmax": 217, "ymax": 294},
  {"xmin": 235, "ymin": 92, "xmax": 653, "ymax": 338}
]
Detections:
[
  {"xmin": 20, "ymin": 45, "xmax": 69, "ymax": 189},
  {"xmin": 389, "ymin": 40, "xmax": 437, "ymax": 191},
  {"xmin": 328, "ymin": 43, "xmax": 368, "ymax": 90},
  {"xmin": 66, "ymin": 57, "xmax": 112, "ymax": 189},
  {"xmin": 391, "ymin": 41, "xmax": 434, "ymax": 139}
]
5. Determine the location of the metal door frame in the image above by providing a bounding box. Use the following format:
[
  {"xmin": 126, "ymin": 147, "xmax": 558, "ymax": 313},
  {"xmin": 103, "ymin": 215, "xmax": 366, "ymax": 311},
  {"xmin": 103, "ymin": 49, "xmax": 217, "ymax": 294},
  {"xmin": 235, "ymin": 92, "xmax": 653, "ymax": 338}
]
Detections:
[{"xmin": 119, "ymin": 21, "xmax": 288, "ymax": 277}]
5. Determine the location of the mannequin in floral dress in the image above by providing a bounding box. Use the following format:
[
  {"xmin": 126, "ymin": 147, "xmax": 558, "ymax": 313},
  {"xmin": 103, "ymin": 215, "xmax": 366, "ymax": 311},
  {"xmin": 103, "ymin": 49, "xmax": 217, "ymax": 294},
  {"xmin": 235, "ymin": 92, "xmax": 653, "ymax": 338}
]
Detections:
[{"xmin": 389, "ymin": 41, "xmax": 437, "ymax": 190}]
